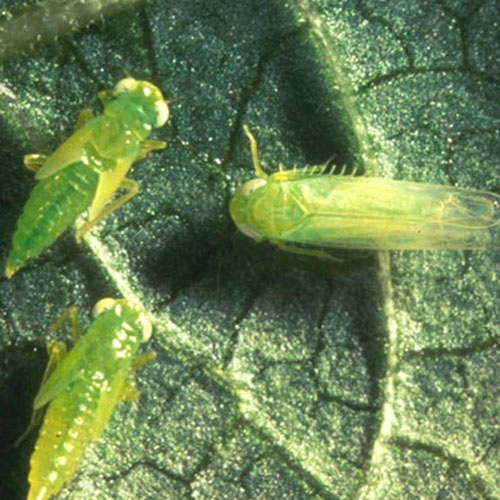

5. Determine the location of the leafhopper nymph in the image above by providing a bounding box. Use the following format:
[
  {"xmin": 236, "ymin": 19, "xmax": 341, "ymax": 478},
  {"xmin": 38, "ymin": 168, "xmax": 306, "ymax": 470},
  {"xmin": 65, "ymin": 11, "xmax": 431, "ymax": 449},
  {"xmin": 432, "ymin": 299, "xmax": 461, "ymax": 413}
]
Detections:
[
  {"xmin": 230, "ymin": 126, "xmax": 500, "ymax": 253},
  {"xmin": 26, "ymin": 298, "xmax": 155, "ymax": 500},
  {"xmin": 5, "ymin": 77, "xmax": 170, "ymax": 278}
]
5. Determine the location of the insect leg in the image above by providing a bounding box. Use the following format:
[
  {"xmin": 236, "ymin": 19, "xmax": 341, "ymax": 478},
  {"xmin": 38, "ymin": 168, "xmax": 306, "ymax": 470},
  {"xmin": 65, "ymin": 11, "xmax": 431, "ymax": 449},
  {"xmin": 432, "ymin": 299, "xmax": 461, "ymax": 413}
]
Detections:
[
  {"xmin": 48, "ymin": 305, "xmax": 81, "ymax": 341},
  {"xmin": 272, "ymin": 240, "xmax": 343, "ymax": 262},
  {"xmin": 98, "ymin": 89, "xmax": 114, "ymax": 106},
  {"xmin": 74, "ymin": 108, "xmax": 94, "ymax": 130},
  {"xmin": 136, "ymin": 139, "xmax": 167, "ymax": 160},
  {"xmin": 23, "ymin": 153, "xmax": 48, "ymax": 173},
  {"xmin": 75, "ymin": 177, "xmax": 138, "ymax": 241},
  {"xmin": 119, "ymin": 351, "xmax": 156, "ymax": 402},
  {"xmin": 119, "ymin": 380, "xmax": 140, "ymax": 401},
  {"xmin": 243, "ymin": 124, "xmax": 268, "ymax": 179},
  {"xmin": 131, "ymin": 350, "xmax": 157, "ymax": 370}
]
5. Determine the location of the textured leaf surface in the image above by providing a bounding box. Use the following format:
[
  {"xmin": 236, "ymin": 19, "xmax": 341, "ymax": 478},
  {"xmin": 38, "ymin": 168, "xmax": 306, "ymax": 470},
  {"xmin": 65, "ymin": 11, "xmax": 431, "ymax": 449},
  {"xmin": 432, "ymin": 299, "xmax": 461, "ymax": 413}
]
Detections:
[{"xmin": 0, "ymin": 1, "xmax": 499, "ymax": 499}]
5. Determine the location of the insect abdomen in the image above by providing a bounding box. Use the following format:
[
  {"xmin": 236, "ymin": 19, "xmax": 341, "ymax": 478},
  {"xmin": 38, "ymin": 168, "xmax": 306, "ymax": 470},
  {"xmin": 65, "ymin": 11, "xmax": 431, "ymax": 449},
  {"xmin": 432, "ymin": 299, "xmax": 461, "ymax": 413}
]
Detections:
[
  {"xmin": 6, "ymin": 162, "xmax": 98, "ymax": 276},
  {"xmin": 27, "ymin": 379, "xmax": 100, "ymax": 500}
]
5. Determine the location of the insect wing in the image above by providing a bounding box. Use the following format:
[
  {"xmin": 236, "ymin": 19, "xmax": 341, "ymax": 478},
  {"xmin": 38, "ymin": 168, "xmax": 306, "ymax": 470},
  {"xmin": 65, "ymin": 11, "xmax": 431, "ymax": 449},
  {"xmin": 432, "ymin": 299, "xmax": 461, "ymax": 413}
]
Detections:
[
  {"xmin": 32, "ymin": 337, "xmax": 89, "ymax": 409},
  {"xmin": 35, "ymin": 123, "xmax": 95, "ymax": 180},
  {"xmin": 271, "ymin": 176, "xmax": 500, "ymax": 250},
  {"xmin": 89, "ymin": 365, "xmax": 130, "ymax": 441}
]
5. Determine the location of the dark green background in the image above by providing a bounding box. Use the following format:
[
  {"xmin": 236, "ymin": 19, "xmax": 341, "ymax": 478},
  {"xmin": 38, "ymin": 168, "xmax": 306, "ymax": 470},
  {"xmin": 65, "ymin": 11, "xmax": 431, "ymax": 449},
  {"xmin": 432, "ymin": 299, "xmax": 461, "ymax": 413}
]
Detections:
[{"xmin": 0, "ymin": 0, "xmax": 499, "ymax": 498}]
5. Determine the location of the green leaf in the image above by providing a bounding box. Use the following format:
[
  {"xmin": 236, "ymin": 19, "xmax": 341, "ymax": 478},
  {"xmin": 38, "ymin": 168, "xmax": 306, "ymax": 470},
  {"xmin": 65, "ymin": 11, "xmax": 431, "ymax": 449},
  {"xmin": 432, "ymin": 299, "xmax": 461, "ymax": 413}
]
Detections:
[{"xmin": 1, "ymin": 0, "xmax": 499, "ymax": 499}]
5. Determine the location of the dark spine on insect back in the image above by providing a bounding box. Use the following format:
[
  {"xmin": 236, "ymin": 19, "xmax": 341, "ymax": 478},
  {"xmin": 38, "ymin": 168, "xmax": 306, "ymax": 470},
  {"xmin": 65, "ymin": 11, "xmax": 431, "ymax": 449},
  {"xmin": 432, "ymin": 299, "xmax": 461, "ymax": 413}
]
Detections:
[{"xmin": 6, "ymin": 162, "xmax": 98, "ymax": 275}]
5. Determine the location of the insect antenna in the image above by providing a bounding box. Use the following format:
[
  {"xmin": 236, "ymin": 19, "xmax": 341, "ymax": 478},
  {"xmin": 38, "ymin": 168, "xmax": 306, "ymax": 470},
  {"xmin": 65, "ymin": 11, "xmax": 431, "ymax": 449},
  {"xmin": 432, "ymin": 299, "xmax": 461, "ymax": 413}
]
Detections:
[
  {"xmin": 165, "ymin": 96, "xmax": 183, "ymax": 106},
  {"xmin": 243, "ymin": 125, "xmax": 268, "ymax": 179},
  {"xmin": 120, "ymin": 67, "xmax": 133, "ymax": 78}
]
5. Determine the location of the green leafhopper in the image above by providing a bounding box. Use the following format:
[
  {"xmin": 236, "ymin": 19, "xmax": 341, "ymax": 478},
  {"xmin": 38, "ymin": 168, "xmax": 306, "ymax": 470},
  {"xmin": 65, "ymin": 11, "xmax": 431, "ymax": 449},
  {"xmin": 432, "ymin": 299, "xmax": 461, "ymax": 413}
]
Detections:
[
  {"xmin": 5, "ymin": 77, "xmax": 170, "ymax": 278},
  {"xmin": 230, "ymin": 126, "xmax": 500, "ymax": 252},
  {"xmin": 27, "ymin": 298, "xmax": 154, "ymax": 500}
]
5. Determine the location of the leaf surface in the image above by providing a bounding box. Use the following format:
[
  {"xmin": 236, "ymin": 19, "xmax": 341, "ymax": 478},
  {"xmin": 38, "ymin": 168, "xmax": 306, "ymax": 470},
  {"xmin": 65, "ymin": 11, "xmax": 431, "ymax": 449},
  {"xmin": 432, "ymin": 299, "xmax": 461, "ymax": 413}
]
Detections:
[{"xmin": 0, "ymin": 1, "xmax": 499, "ymax": 498}]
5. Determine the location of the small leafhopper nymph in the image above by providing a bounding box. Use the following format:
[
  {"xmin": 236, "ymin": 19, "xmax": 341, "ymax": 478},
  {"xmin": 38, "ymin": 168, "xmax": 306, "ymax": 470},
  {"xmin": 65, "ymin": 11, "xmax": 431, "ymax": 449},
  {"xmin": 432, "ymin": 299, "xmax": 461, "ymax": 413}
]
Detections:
[
  {"xmin": 230, "ymin": 126, "xmax": 500, "ymax": 253},
  {"xmin": 5, "ymin": 77, "xmax": 170, "ymax": 278},
  {"xmin": 26, "ymin": 298, "xmax": 155, "ymax": 500}
]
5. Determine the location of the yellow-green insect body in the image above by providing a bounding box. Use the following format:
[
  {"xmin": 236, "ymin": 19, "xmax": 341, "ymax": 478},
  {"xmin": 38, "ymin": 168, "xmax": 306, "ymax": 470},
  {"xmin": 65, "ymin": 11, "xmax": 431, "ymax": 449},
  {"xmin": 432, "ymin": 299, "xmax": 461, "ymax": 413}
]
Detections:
[
  {"xmin": 27, "ymin": 298, "xmax": 153, "ymax": 500},
  {"xmin": 230, "ymin": 127, "xmax": 500, "ymax": 251},
  {"xmin": 5, "ymin": 78, "xmax": 170, "ymax": 278}
]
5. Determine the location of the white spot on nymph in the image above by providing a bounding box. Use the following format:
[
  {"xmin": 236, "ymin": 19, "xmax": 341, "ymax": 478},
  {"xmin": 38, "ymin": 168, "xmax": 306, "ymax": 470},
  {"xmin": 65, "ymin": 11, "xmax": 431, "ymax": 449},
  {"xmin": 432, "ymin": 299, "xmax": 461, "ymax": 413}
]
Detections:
[
  {"xmin": 38, "ymin": 486, "xmax": 49, "ymax": 499},
  {"xmin": 112, "ymin": 338, "xmax": 122, "ymax": 349},
  {"xmin": 74, "ymin": 417, "xmax": 84, "ymax": 426},
  {"xmin": 89, "ymin": 383, "xmax": 100, "ymax": 394},
  {"xmin": 79, "ymin": 404, "xmax": 87, "ymax": 412},
  {"xmin": 115, "ymin": 303, "xmax": 122, "ymax": 316},
  {"xmin": 63, "ymin": 442, "xmax": 74, "ymax": 452},
  {"xmin": 83, "ymin": 390, "xmax": 94, "ymax": 401},
  {"xmin": 56, "ymin": 456, "xmax": 67, "ymax": 467},
  {"xmin": 117, "ymin": 329, "xmax": 127, "ymax": 340},
  {"xmin": 93, "ymin": 371, "xmax": 105, "ymax": 380},
  {"xmin": 69, "ymin": 429, "xmax": 79, "ymax": 439},
  {"xmin": 48, "ymin": 471, "xmax": 58, "ymax": 483},
  {"xmin": 122, "ymin": 322, "xmax": 133, "ymax": 332},
  {"xmin": 143, "ymin": 86, "xmax": 151, "ymax": 96}
]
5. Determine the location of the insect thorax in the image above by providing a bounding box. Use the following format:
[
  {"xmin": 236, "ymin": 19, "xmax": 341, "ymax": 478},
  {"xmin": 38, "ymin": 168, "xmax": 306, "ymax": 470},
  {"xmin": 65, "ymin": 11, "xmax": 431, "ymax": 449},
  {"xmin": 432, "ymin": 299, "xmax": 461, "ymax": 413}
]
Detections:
[{"xmin": 248, "ymin": 182, "xmax": 306, "ymax": 239}]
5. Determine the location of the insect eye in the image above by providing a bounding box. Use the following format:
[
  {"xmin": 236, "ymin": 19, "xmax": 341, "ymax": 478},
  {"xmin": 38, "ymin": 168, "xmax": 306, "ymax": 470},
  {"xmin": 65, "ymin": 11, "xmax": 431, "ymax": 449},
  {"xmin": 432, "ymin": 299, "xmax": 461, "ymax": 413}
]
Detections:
[
  {"xmin": 154, "ymin": 100, "xmax": 170, "ymax": 127},
  {"xmin": 93, "ymin": 298, "xmax": 116, "ymax": 316},
  {"xmin": 114, "ymin": 77, "xmax": 138, "ymax": 95},
  {"xmin": 241, "ymin": 178, "xmax": 266, "ymax": 196}
]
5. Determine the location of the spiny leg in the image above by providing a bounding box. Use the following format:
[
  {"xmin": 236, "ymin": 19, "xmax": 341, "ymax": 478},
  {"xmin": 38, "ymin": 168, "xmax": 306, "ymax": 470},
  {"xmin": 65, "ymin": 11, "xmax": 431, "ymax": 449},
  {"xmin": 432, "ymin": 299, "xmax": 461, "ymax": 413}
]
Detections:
[
  {"xmin": 136, "ymin": 139, "xmax": 167, "ymax": 161},
  {"xmin": 75, "ymin": 177, "xmax": 138, "ymax": 242},
  {"xmin": 243, "ymin": 125, "xmax": 268, "ymax": 179}
]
